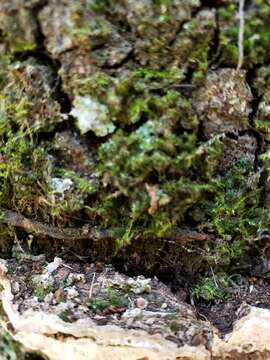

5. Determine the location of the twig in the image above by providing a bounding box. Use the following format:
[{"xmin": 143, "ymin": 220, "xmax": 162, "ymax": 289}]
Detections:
[
  {"xmin": 0, "ymin": 207, "xmax": 210, "ymax": 244},
  {"xmin": 211, "ymin": 267, "xmax": 219, "ymax": 289},
  {"xmin": 89, "ymin": 272, "xmax": 96, "ymax": 299},
  {"xmin": 0, "ymin": 207, "xmax": 112, "ymax": 242},
  {"xmin": 237, "ymin": 0, "xmax": 245, "ymax": 70}
]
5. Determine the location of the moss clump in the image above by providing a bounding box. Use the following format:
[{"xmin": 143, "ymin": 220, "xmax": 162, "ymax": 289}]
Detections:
[
  {"xmin": 0, "ymin": 55, "xmax": 99, "ymax": 226},
  {"xmin": 71, "ymin": 68, "xmax": 185, "ymax": 129},
  {"xmin": 47, "ymin": 168, "xmax": 100, "ymax": 223},
  {"xmin": 33, "ymin": 284, "xmax": 53, "ymax": 302},
  {"xmin": 172, "ymin": 9, "xmax": 216, "ymax": 81},
  {"xmin": 203, "ymin": 157, "xmax": 270, "ymax": 269},
  {"xmin": 252, "ymin": 66, "xmax": 270, "ymax": 140},
  {"xmin": 90, "ymin": 0, "xmax": 200, "ymax": 68},
  {"xmin": 98, "ymin": 116, "xmax": 222, "ymax": 247},
  {"xmin": 219, "ymin": 0, "xmax": 270, "ymax": 67},
  {"xmin": 0, "ymin": 129, "xmax": 50, "ymax": 216},
  {"xmin": 192, "ymin": 271, "xmax": 229, "ymax": 302},
  {"xmin": 90, "ymin": 289, "xmax": 128, "ymax": 313},
  {"xmin": 0, "ymin": 58, "xmax": 62, "ymax": 133},
  {"xmin": 32, "ymin": 274, "xmax": 54, "ymax": 302}
]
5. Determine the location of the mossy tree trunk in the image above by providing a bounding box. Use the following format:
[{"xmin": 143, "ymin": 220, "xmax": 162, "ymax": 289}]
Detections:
[{"xmin": 0, "ymin": 0, "xmax": 270, "ymax": 299}]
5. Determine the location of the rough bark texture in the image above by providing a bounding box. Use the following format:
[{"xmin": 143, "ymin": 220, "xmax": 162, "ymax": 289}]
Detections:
[{"xmin": 1, "ymin": 0, "xmax": 270, "ymax": 357}]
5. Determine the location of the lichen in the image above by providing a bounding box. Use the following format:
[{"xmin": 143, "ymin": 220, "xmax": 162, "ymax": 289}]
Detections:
[
  {"xmin": 194, "ymin": 69, "xmax": 252, "ymax": 137},
  {"xmin": 70, "ymin": 95, "xmax": 115, "ymax": 136}
]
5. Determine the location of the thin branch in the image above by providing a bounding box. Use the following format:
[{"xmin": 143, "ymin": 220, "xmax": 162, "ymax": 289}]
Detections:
[
  {"xmin": 89, "ymin": 272, "xmax": 96, "ymax": 299},
  {"xmin": 237, "ymin": 0, "xmax": 245, "ymax": 70},
  {"xmin": 0, "ymin": 207, "xmax": 210, "ymax": 244},
  {"xmin": 0, "ymin": 207, "xmax": 113, "ymax": 242}
]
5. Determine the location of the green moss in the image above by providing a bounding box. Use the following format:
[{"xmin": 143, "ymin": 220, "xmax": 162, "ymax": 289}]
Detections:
[
  {"xmin": 58, "ymin": 309, "xmax": 74, "ymax": 323},
  {"xmin": 172, "ymin": 10, "xmax": 216, "ymax": 81},
  {"xmin": 90, "ymin": 289, "xmax": 128, "ymax": 313},
  {"xmin": 254, "ymin": 66, "xmax": 270, "ymax": 95},
  {"xmin": 252, "ymin": 67, "xmax": 270, "ymax": 140},
  {"xmin": 219, "ymin": 0, "xmax": 270, "ymax": 67},
  {"xmin": 210, "ymin": 158, "xmax": 265, "ymax": 238},
  {"xmin": 32, "ymin": 277, "xmax": 53, "ymax": 302},
  {"xmin": 76, "ymin": 68, "xmax": 186, "ymax": 128},
  {"xmin": 70, "ymin": 4, "xmax": 111, "ymax": 50},
  {"xmin": 0, "ymin": 130, "xmax": 50, "ymax": 215},
  {"xmin": 253, "ymin": 118, "xmax": 270, "ymax": 141},
  {"xmin": 0, "ymin": 121, "xmax": 95, "ymax": 225},
  {"xmin": 45, "ymin": 168, "xmax": 101, "ymax": 222},
  {"xmin": 203, "ymin": 157, "xmax": 270, "ymax": 268},
  {"xmin": 34, "ymin": 284, "xmax": 53, "ymax": 302},
  {"xmin": 97, "ymin": 118, "xmax": 222, "ymax": 248},
  {"xmin": 169, "ymin": 320, "xmax": 180, "ymax": 334},
  {"xmin": 192, "ymin": 271, "xmax": 229, "ymax": 302},
  {"xmin": 0, "ymin": 55, "xmax": 97, "ymax": 226},
  {"xmin": 0, "ymin": 7, "xmax": 37, "ymax": 54},
  {"xmin": 56, "ymin": 169, "xmax": 99, "ymax": 196}
]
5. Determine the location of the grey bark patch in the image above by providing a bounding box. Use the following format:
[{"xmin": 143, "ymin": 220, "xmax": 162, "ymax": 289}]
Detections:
[
  {"xmin": 194, "ymin": 69, "xmax": 253, "ymax": 137},
  {"xmin": 216, "ymin": 133, "xmax": 257, "ymax": 175}
]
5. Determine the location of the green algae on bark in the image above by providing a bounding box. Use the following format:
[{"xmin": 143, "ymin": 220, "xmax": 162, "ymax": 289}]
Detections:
[{"xmin": 0, "ymin": 57, "xmax": 62, "ymax": 133}]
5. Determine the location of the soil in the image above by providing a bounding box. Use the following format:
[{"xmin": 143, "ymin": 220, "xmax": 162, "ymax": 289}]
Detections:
[
  {"xmin": 7, "ymin": 251, "xmax": 270, "ymax": 339},
  {"xmin": 196, "ymin": 277, "xmax": 270, "ymax": 335}
]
